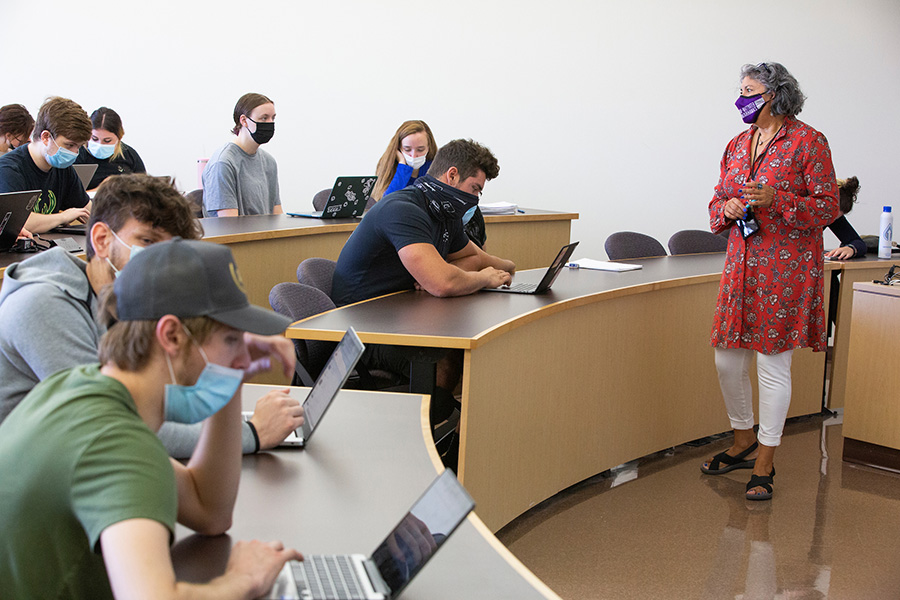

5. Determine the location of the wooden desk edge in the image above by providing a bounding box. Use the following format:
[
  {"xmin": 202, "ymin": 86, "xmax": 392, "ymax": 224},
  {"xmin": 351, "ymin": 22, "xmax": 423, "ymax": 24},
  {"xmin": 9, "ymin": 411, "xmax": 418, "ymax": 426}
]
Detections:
[
  {"xmin": 202, "ymin": 222, "xmax": 359, "ymax": 245},
  {"xmin": 483, "ymin": 211, "xmax": 579, "ymax": 224},
  {"xmin": 417, "ymin": 390, "xmax": 562, "ymax": 600}
]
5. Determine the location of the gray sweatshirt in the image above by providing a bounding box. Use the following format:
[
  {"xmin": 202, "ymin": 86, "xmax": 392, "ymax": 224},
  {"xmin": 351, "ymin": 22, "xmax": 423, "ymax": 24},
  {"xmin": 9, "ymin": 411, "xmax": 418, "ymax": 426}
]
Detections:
[{"xmin": 0, "ymin": 247, "xmax": 257, "ymax": 457}]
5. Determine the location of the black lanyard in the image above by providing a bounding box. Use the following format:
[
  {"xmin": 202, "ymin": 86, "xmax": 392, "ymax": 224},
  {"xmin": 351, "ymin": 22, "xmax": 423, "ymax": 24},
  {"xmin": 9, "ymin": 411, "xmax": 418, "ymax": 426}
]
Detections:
[{"xmin": 749, "ymin": 124, "xmax": 783, "ymax": 180}]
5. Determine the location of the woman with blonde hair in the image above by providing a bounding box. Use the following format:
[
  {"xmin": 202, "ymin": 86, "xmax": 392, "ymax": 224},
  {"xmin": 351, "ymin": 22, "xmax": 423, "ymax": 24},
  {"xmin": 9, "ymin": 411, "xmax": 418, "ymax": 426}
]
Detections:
[
  {"xmin": 373, "ymin": 120, "xmax": 488, "ymax": 246},
  {"xmin": 372, "ymin": 120, "xmax": 437, "ymax": 201},
  {"xmin": 75, "ymin": 107, "xmax": 146, "ymax": 190}
]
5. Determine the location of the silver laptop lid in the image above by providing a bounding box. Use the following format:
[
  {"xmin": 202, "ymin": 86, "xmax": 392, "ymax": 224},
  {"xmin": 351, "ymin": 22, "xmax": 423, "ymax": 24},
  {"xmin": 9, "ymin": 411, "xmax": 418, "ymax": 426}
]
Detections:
[
  {"xmin": 298, "ymin": 327, "xmax": 365, "ymax": 443},
  {"xmin": 369, "ymin": 470, "xmax": 475, "ymax": 597},
  {"xmin": 532, "ymin": 241, "xmax": 579, "ymax": 292}
]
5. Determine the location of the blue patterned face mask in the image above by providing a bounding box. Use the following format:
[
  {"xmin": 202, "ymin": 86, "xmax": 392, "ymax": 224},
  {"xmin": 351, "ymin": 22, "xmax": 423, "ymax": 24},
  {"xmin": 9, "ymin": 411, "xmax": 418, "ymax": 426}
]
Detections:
[
  {"xmin": 45, "ymin": 137, "xmax": 78, "ymax": 168},
  {"xmin": 163, "ymin": 329, "xmax": 243, "ymax": 424},
  {"xmin": 462, "ymin": 205, "xmax": 477, "ymax": 225}
]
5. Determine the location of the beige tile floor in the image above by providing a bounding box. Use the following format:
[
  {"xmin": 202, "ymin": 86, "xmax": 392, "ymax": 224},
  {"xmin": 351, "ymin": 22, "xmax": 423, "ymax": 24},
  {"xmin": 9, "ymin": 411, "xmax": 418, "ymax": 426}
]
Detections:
[{"xmin": 497, "ymin": 413, "xmax": 900, "ymax": 599}]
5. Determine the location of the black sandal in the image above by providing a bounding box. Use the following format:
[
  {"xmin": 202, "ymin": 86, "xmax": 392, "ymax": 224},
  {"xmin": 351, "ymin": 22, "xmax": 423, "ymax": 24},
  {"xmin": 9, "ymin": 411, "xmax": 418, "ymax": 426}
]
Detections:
[
  {"xmin": 700, "ymin": 441, "xmax": 758, "ymax": 475},
  {"xmin": 745, "ymin": 466, "xmax": 776, "ymax": 501}
]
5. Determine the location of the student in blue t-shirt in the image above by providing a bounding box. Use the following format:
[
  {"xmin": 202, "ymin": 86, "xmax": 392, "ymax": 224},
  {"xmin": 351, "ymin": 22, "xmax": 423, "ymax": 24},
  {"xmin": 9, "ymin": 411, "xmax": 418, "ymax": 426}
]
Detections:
[{"xmin": 0, "ymin": 97, "xmax": 92, "ymax": 234}]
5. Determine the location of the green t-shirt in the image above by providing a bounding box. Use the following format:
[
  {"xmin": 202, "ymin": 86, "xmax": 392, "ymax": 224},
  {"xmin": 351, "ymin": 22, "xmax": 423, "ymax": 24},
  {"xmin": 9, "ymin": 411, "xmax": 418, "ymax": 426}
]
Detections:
[{"xmin": 0, "ymin": 364, "xmax": 177, "ymax": 599}]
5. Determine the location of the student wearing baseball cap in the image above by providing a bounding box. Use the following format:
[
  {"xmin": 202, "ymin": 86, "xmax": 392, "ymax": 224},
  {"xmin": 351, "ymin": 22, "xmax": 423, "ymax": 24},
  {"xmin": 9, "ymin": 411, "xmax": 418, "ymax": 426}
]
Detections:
[{"xmin": 0, "ymin": 239, "xmax": 303, "ymax": 599}]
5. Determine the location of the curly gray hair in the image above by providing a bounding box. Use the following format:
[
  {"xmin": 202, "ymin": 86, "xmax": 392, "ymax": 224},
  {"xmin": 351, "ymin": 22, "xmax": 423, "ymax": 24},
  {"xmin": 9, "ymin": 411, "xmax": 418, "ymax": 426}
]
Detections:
[{"xmin": 740, "ymin": 62, "xmax": 806, "ymax": 117}]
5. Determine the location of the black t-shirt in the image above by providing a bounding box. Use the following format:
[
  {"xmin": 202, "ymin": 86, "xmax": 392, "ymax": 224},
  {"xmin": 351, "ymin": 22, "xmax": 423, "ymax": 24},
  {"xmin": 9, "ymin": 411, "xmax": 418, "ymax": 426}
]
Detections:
[
  {"xmin": 332, "ymin": 186, "xmax": 470, "ymax": 306},
  {"xmin": 75, "ymin": 143, "xmax": 146, "ymax": 189},
  {"xmin": 0, "ymin": 143, "xmax": 89, "ymax": 214}
]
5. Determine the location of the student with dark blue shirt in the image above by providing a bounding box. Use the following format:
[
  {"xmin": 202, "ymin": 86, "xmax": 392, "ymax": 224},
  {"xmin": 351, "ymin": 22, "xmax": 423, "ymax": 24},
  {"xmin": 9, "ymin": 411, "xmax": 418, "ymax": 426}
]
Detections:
[
  {"xmin": 0, "ymin": 97, "xmax": 92, "ymax": 234},
  {"xmin": 333, "ymin": 140, "xmax": 515, "ymax": 444}
]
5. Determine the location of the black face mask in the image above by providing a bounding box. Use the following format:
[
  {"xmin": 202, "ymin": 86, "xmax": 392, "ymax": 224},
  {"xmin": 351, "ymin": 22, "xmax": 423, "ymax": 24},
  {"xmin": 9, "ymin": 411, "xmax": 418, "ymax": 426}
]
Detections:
[{"xmin": 247, "ymin": 118, "xmax": 275, "ymax": 145}]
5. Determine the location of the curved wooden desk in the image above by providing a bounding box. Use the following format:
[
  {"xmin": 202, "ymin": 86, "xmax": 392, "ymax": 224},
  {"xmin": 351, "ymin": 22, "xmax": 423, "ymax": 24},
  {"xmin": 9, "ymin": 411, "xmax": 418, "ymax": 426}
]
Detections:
[
  {"xmin": 286, "ymin": 253, "xmax": 836, "ymax": 531},
  {"xmin": 172, "ymin": 385, "xmax": 560, "ymax": 600},
  {"xmin": 0, "ymin": 210, "xmax": 578, "ymax": 310}
]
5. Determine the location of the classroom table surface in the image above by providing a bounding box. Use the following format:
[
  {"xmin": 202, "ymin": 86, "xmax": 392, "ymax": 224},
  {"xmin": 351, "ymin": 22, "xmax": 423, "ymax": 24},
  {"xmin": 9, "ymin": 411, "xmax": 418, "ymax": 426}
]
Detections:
[{"xmin": 171, "ymin": 385, "xmax": 559, "ymax": 600}]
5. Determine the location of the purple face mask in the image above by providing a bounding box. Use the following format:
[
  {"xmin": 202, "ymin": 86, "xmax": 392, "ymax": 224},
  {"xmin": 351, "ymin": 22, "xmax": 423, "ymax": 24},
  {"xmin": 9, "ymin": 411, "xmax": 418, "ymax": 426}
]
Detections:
[{"xmin": 735, "ymin": 94, "xmax": 768, "ymax": 124}]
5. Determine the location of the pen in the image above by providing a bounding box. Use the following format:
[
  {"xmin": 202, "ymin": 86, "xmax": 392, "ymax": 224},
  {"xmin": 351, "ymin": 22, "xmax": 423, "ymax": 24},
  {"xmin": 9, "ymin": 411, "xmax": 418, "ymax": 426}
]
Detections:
[{"xmin": 517, "ymin": 209, "xmax": 525, "ymax": 214}]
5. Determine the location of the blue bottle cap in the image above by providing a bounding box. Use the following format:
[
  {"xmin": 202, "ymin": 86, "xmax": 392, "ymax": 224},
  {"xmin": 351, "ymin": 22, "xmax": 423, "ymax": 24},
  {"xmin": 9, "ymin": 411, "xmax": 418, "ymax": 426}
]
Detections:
[{"xmin": 885, "ymin": 206, "xmax": 892, "ymax": 212}]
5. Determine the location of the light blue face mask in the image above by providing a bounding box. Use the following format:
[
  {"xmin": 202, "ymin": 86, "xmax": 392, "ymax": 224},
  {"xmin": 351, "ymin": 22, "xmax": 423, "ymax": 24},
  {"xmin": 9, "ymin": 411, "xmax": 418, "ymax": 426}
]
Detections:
[
  {"xmin": 462, "ymin": 205, "xmax": 477, "ymax": 225},
  {"xmin": 163, "ymin": 330, "xmax": 244, "ymax": 424},
  {"xmin": 88, "ymin": 140, "xmax": 116, "ymax": 160},
  {"xmin": 105, "ymin": 228, "xmax": 144, "ymax": 278},
  {"xmin": 45, "ymin": 137, "xmax": 78, "ymax": 169}
]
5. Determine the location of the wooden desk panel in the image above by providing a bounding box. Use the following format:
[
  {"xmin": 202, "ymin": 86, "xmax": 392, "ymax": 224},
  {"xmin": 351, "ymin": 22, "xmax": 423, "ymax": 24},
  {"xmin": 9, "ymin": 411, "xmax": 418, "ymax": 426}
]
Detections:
[
  {"xmin": 842, "ymin": 283, "xmax": 900, "ymax": 454},
  {"xmin": 827, "ymin": 257, "xmax": 897, "ymax": 409},
  {"xmin": 172, "ymin": 385, "xmax": 559, "ymax": 599}
]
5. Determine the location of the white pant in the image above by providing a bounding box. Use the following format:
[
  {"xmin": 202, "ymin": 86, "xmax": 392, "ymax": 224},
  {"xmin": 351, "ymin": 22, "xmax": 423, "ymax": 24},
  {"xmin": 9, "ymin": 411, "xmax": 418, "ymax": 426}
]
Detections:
[{"xmin": 714, "ymin": 347, "xmax": 794, "ymax": 447}]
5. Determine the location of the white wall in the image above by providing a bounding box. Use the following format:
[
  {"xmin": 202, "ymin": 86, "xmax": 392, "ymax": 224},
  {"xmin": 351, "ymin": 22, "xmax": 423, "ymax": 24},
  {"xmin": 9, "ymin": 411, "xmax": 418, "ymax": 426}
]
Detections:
[{"xmin": 5, "ymin": 0, "xmax": 900, "ymax": 259}]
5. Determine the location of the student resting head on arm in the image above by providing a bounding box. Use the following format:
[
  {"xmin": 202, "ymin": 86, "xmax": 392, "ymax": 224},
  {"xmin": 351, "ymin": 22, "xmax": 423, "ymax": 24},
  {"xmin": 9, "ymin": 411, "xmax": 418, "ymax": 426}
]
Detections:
[
  {"xmin": 0, "ymin": 238, "xmax": 303, "ymax": 600},
  {"xmin": 201, "ymin": 92, "xmax": 282, "ymax": 217}
]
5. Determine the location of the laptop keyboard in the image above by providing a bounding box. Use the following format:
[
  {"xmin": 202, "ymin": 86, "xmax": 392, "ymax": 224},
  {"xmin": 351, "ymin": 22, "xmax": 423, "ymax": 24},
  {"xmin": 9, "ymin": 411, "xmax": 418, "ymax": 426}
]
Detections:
[
  {"xmin": 292, "ymin": 555, "xmax": 366, "ymax": 599},
  {"xmin": 505, "ymin": 282, "xmax": 537, "ymax": 292}
]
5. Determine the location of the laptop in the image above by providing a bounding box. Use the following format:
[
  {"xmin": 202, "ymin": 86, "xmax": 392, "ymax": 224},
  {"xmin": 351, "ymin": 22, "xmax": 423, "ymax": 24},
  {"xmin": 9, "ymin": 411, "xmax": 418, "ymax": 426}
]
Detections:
[
  {"xmin": 73, "ymin": 164, "xmax": 98, "ymax": 190},
  {"xmin": 0, "ymin": 190, "xmax": 40, "ymax": 251},
  {"xmin": 269, "ymin": 469, "xmax": 475, "ymax": 600},
  {"xmin": 288, "ymin": 176, "xmax": 377, "ymax": 219},
  {"xmin": 243, "ymin": 328, "xmax": 365, "ymax": 448},
  {"xmin": 482, "ymin": 241, "xmax": 579, "ymax": 294}
]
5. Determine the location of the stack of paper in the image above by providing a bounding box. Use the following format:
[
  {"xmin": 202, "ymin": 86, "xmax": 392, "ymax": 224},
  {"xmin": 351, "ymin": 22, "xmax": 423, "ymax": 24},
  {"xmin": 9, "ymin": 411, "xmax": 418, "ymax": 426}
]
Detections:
[
  {"xmin": 479, "ymin": 201, "xmax": 518, "ymax": 215},
  {"xmin": 567, "ymin": 258, "xmax": 642, "ymax": 272}
]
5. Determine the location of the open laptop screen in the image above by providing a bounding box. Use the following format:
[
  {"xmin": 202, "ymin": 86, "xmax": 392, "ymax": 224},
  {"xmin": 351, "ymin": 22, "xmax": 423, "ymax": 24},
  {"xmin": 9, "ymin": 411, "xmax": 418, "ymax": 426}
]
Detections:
[
  {"xmin": 299, "ymin": 327, "xmax": 365, "ymax": 442},
  {"xmin": 370, "ymin": 471, "xmax": 475, "ymax": 596}
]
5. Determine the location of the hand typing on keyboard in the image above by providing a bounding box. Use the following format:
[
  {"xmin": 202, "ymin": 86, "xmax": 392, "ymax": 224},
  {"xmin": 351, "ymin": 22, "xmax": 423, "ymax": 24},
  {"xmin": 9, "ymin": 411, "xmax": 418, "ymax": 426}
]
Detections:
[{"xmin": 227, "ymin": 539, "xmax": 303, "ymax": 599}]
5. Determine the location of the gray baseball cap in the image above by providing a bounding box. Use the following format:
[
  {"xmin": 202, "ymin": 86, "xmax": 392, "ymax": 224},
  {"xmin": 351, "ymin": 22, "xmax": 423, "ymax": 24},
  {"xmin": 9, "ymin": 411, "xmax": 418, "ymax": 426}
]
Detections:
[{"xmin": 113, "ymin": 238, "xmax": 291, "ymax": 336}]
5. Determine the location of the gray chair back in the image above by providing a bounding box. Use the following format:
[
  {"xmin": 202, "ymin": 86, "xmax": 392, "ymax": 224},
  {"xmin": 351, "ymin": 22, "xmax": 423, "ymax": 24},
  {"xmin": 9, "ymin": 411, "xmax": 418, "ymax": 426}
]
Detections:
[
  {"xmin": 268, "ymin": 282, "xmax": 337, "ymax": 386},
  {"xmin": 667, "ymin": 229, "xmax": 729, "ymax": 255},
  {"xmin": 604, "ymin": 231, "xmax": 667, "ymax": 261},
  {"xmin": 312, "ymin": 188, "xmax": 332, "ymax": 211},
  {"xmin": 297, "ymin": 258, "xmax": 337, "ymax": 298},
  {"xmin": 184, "ymin": 189, "xmax": 204, "ymax": 218}
]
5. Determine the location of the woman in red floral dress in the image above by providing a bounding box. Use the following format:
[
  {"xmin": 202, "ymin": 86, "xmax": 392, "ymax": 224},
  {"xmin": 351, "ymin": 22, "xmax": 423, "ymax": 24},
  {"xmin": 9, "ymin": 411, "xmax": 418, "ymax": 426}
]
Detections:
[{"xmin": 700, "ymin": 63, "xmax": 839, "ymax": 500}]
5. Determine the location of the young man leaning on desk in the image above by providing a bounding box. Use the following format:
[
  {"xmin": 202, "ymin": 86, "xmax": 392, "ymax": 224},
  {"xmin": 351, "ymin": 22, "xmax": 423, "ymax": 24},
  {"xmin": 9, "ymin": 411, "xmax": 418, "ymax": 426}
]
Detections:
[
  {"xmin": 0, "ymin": 239, "xmax": 303, "ymax": 599},
  {"xmin": 331, "ymin": 139, "xmax": 516, "ymax": 432},
  {"xmin": 0, "ymin": 96, "xmax": 93, "ymax": 233},
  {"xmin": 0, "ymin": 173, "xmax": 303, "ymax": 455}
]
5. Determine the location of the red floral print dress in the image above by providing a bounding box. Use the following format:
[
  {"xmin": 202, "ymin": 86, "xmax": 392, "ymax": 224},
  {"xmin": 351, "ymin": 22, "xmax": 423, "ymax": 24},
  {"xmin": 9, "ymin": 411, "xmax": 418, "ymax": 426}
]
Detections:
[{"xmin": 709, "ymin": 116, "xmax": 839, "ymax": 355}]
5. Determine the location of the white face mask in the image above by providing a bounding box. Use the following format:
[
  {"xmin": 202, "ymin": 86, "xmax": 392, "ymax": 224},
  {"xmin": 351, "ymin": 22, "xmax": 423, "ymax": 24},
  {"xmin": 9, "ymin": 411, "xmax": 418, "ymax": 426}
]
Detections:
[{"xmin": 404, "ymin": 152, "xmax": 427, "ymax": 170}]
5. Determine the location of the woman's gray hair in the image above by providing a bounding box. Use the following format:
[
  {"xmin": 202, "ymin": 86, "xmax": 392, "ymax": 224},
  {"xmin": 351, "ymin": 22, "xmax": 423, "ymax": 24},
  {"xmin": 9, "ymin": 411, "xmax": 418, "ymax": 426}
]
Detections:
[{"xmin": 740, "ymin": 62, "xmax": 806, "ymax": 117}]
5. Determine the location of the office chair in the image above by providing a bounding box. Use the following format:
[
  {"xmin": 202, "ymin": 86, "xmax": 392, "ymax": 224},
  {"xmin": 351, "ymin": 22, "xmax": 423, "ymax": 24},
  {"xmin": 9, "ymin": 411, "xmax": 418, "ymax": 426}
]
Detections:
[
  {"xmin": 297, "ymin": 257, "xmax": 336, "ymax": 297},
  {"xmin": 268, "ymin": 282, "xmax": 338, "ymax": 386},
  {"xmin": 604, "ymin": 231, "xmax": 667, "ymax": 261},
  {"xmin": 667, "ymin": 229, "xmax": 729, "ymax": 255},
  {"xmin": 312, "ymin": 189, "xmax": 332, "ymax": 212},
  {"xmin": 184, "ymin": 189, "xmax": 204, "ymax": 218}
]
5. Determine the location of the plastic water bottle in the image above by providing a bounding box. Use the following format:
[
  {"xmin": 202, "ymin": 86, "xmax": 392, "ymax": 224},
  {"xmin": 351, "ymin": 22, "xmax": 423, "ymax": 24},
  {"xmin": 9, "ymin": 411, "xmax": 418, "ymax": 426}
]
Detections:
[{"xmin": 879, "ymin": 206, "xmax": 893, "ymax": 259}]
